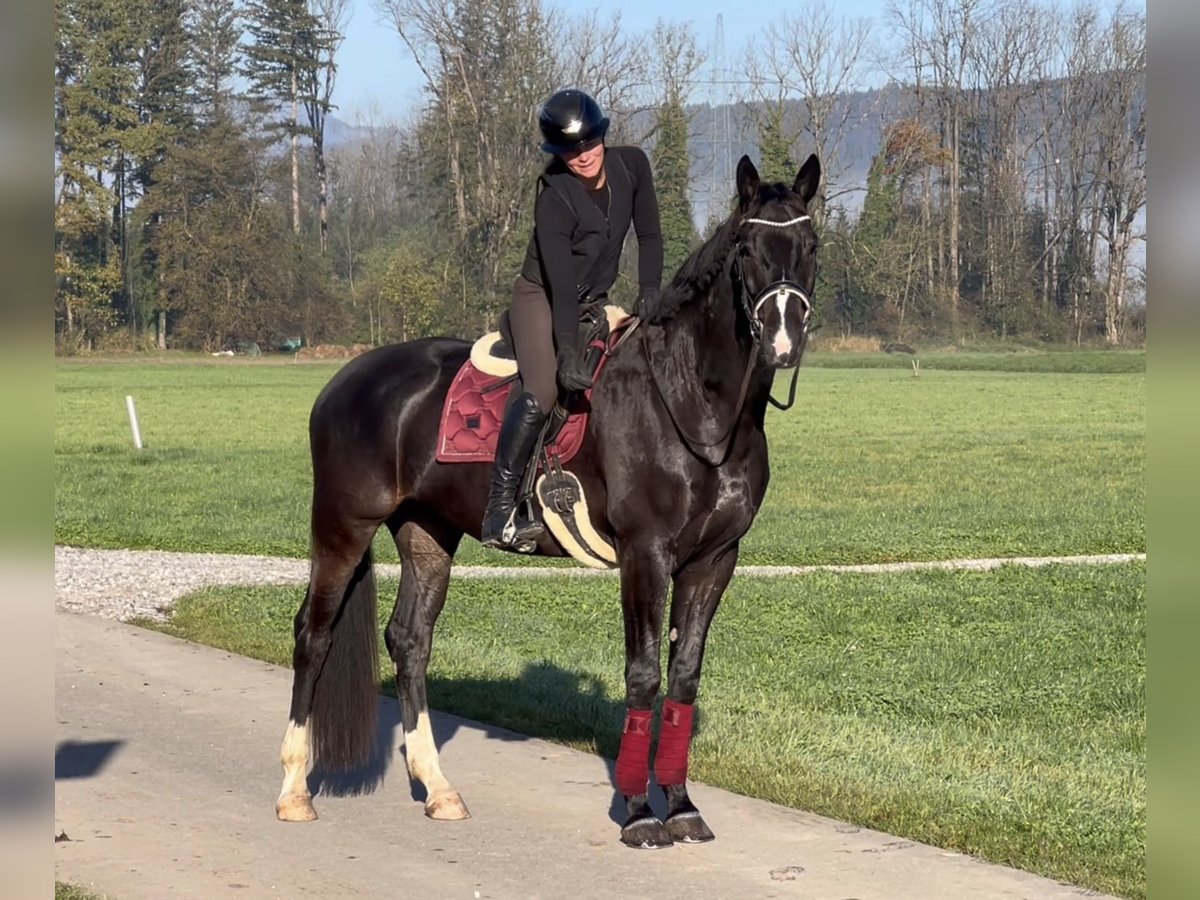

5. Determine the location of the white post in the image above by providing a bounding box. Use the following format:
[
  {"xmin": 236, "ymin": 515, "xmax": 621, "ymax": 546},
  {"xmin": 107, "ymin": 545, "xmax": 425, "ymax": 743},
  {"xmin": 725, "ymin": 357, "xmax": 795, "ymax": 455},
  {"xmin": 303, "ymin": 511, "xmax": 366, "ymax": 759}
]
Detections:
[{"xmin": 125, "ymin": 395, "xmax": 143, "ymax": 450}]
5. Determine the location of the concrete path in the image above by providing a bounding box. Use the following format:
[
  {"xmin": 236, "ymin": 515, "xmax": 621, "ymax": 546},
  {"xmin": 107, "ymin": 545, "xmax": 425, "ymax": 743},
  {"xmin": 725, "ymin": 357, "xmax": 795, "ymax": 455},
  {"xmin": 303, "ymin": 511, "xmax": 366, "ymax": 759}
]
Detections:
[{"xmin": 54, "ymin": 612, "xmax": 1116, "ymax": 900}]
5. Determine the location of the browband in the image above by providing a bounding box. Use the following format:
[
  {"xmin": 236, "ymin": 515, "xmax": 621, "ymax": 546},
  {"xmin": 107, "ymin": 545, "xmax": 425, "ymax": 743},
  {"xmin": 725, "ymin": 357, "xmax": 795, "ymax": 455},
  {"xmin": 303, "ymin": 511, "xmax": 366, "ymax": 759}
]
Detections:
[{"xmin": 742, "ymin": 214, "xmax": 811, "ymax": 228}]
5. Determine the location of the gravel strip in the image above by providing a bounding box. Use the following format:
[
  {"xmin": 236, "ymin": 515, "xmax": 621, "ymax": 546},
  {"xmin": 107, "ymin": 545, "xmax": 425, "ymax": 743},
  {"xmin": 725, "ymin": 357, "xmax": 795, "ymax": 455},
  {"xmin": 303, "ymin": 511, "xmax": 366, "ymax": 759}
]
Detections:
[{"xmin": 55, "ymin": 545, "xmax": 1145, "ymax": 623}]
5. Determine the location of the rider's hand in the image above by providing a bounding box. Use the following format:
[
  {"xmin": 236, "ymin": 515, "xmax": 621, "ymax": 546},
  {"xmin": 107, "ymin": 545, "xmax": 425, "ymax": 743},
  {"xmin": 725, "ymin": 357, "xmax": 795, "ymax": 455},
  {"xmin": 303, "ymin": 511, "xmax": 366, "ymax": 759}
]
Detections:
[
  {"xmin": 556, "ymin": 348, "xmax": 594, "ymax": 392},
  {"xmin": 636, "ymin": 287, "xmax": 661, "ymax": 320}
]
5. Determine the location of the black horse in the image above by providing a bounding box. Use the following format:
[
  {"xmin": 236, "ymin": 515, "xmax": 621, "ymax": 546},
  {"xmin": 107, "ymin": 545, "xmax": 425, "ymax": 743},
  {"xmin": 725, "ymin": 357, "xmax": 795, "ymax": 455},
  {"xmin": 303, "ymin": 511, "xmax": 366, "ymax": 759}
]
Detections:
[{"xmin": 275, "ymin": 154, "xmax": 821, "ymax": 849}]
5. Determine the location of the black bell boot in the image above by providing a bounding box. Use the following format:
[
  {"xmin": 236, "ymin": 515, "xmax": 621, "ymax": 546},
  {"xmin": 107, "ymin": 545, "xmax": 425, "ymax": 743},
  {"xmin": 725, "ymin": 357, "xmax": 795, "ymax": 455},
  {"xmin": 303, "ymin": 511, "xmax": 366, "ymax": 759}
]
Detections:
[{"xmin": 481, "ymin": 392, "xmax": 548, "ymax": 549}]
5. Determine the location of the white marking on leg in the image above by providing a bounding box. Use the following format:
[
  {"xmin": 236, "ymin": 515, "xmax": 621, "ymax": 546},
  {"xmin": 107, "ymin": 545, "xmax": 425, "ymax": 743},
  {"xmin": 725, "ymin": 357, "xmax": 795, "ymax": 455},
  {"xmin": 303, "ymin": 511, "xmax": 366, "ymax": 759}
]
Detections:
[
  {"xmin": 278, "ymin": 721, "xmax": 310, "ymax": 793},
  {"xmin": 772, "ymin": 293, "xmax": 792, "ymax": 359},
  {"xmin": 404, "ymin": 710, "xmax": 453, "ymax": 795},
  {"xmin": 276, "ymin": 720, "xmax": 317, "ymax": 819}
]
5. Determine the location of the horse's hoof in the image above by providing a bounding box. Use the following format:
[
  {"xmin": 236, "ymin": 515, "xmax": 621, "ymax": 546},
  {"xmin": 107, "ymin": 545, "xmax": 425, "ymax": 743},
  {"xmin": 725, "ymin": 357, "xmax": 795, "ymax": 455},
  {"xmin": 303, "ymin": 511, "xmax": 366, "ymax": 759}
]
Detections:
[
  {"xmin": 620, "ymin": 814, "xmax": 674, "ymax": 849},
  {"xmin": 665, "ymin": 809, "xmax": 715, "ymax": 843},
  {"xmin": 425, "ymin": 790, "xmax": 471, "ymax": 820},
  {"xmin": 275, "ymin": 793, "xmax": 318, "ymax": 822}
]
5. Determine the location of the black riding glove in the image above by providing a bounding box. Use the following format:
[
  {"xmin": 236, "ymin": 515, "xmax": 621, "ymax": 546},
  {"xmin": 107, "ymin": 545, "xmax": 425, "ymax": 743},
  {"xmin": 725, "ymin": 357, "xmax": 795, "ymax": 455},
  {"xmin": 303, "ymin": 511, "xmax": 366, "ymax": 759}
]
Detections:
[
  {"xmin": 636, "ymin": 287, "xmax": 661, "ymax": 320},
  {"xmin": 556, "ymin": 347, "xmax": 594, "ymax": 392}
]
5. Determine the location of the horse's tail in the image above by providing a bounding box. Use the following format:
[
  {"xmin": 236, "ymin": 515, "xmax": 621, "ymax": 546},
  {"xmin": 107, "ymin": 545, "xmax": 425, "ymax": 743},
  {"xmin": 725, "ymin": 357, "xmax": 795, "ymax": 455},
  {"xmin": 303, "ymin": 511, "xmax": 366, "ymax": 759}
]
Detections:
[{"xmin": 309, "ymin": 548, "xmax": 380, "ymax": 771}]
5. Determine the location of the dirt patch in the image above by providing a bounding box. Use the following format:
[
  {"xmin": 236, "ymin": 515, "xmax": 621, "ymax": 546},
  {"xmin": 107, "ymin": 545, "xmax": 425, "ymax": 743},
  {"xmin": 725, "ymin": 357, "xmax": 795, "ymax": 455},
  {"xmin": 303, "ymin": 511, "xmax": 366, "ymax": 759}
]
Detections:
[
  {"xmin": 295, "ymin": 343, "xmax": 373, "ymax": 360},
  {"xmin": 811, "ymin": 334, "xmax": 882, "ymax": 353}
]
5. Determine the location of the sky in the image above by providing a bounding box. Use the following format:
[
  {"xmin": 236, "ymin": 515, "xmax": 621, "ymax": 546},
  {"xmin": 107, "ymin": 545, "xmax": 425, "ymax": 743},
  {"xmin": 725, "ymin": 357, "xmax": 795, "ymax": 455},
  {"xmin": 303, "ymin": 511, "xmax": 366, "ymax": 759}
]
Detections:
[{"xmin": 332, "ymin": 0, "xmax": 891, "ymax": 125}]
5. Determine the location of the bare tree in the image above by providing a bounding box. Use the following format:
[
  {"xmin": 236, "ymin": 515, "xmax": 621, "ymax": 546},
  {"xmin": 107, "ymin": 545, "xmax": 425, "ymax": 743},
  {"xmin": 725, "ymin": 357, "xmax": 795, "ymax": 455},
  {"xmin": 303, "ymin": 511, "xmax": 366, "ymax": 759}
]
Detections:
[
  {"xmin": 377, "ymin": 0, "xmax": 558, "ymax": 322},
  {"xmin": 1092, "ymin": 1, "xmax": 1145, "ymax": 344},
  {"xmin": 965, "ymin": 0, "xmax": 1052, "ymax": 329},
  {"xmin": 302, "ymin": 0, "xmax": 350, "ymax": 254},
  {"xmin": 889, "ymin": 0, "xmax": 992, "ymax": 321},
  {"xmin": 1049, "ymin": 0, "xmax": 1107, "ymax": 341},
  {"xmin": 761, "ymin": 1, "xmax": 874, "ymax": 221},
  {"xmin": 740, "ymin": 31, "xmax": 802, "ymax": 187},
  {"xmin": 552, "ymin": 11, "xmax": 651, "ymax": 141}
]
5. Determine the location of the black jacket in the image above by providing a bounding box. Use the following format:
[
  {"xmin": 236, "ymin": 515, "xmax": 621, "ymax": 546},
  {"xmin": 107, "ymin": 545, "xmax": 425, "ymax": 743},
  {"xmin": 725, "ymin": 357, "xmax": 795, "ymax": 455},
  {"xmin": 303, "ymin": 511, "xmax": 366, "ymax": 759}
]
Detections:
[{"xmin": 519, "ymin": 145, "xmax": 663, "ymax": 353}]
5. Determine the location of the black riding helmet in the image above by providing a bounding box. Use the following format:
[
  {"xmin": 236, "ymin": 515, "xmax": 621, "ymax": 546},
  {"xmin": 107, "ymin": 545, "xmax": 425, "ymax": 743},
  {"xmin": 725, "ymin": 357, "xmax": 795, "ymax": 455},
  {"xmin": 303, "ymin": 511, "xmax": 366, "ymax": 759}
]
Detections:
[{"xmin": 538, "ymin": 89, "xmax": 610, "ymax": 154}]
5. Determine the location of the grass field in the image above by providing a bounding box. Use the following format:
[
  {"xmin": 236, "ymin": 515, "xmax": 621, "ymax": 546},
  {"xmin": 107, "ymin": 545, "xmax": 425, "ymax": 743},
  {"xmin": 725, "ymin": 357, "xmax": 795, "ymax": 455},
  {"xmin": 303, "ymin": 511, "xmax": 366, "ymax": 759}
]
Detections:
[
  {"xmin": 57, "ymin": 350, "xmax": 1145, "ymax": 898},
  {"xmin": 54, "ymin": 351, "xmax": 1144, "ymax": 564},
  {"xmin": 149, "ymin": 562, "xmax": 1145, "ymax": 899}
]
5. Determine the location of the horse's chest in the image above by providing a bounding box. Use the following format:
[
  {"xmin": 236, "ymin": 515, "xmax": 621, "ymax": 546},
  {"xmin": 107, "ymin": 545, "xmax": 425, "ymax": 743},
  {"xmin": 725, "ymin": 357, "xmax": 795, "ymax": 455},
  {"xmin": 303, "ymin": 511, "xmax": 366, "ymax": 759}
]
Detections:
[{"xmin": 688, "ymin": 466, "xmax": 763, "ymax": 538}]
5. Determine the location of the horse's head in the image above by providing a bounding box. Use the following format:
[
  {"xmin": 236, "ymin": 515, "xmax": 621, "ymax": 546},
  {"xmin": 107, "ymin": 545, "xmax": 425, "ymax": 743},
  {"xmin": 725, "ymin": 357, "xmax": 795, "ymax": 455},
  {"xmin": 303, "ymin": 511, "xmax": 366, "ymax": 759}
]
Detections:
[{"xmin": 732, "ymin": 153, "xmax": 821, "ymax": 369}]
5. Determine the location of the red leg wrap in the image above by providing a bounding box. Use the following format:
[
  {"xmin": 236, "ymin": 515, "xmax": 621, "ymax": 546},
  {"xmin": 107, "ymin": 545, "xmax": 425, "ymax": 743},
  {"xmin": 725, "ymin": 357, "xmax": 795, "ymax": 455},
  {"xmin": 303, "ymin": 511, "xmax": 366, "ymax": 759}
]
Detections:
[
  {"xmin": 614, "ymin": 709, "xmax": 653, "ymax": 796},
  {"xmin": 653, "ymin": 699, "xmax": 695, "ymax": 787}
]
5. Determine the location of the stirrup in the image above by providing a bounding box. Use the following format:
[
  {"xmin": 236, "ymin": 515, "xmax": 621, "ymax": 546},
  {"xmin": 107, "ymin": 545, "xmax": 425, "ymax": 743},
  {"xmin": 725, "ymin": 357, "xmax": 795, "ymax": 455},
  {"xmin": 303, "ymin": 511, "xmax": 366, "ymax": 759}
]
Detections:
[
  {"xmin": 488, "ymin": 510, "xmax": 538, "ymax": 553},
  {"xmin": 482, "ymin": 504, "xmax": 541, "ymax": 552}
]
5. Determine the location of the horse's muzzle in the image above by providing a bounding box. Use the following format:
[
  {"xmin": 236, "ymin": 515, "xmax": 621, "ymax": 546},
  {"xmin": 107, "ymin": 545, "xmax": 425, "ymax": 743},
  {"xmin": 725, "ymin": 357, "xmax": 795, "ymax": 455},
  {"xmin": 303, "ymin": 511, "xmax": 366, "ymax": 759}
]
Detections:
[{"xmin": 759, "ymin": 288, "xmax": 811, "ymax": 369}]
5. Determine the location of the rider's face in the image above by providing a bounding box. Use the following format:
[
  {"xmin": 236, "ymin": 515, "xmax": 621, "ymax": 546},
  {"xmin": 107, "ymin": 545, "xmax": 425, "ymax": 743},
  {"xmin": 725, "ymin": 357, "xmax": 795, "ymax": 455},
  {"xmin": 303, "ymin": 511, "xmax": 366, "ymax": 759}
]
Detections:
[{"xmin": 561, "ymin": 138, "xmax": 605, "ymax": 181}]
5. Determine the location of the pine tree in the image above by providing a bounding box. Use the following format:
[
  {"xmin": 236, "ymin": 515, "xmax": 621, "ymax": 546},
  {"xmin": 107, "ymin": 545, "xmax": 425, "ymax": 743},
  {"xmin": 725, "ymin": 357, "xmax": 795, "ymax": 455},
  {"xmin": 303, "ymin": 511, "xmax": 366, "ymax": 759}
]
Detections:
[
  {"xmin": 55, "ymin": 0, "xmax": 144, "ymax": 348},
  {"xmin": 653, "ymin": 98, "xmax": 698, "ymax": 281},
  {"xmin": 242, "ymin": 0, "xmax": 321, "ymax": 234},
  {"xmin": 188, "ymin": 0, "xmax": 243, "ymax": 125},
  {"xmin": 136, "ymin": 0, "xmax": 248, "ymax": 348},
  {"xmin": 757, "ymin": 104, "xmax": 797, "ymax": 186},
  {"xmin": 124, "ymin": 0, "xmax": 193, "ymax": 339}
]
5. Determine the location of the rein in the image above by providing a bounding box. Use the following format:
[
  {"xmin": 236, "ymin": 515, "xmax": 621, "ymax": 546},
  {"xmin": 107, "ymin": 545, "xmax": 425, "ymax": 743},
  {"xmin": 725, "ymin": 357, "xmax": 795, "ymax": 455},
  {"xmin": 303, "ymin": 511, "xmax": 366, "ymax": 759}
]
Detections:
[{"xmin": 641, "ymin": 326, "xmax": 760, "ymax": 468}]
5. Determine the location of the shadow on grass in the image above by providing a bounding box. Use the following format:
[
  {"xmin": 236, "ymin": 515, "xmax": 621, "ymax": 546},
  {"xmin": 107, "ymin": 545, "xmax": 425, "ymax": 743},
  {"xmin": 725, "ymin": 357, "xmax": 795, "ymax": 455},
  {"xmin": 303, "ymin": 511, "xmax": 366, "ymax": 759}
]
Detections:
[{"xmin": 310, "ymin": 660, "xmax": 685, "ymax": 826}]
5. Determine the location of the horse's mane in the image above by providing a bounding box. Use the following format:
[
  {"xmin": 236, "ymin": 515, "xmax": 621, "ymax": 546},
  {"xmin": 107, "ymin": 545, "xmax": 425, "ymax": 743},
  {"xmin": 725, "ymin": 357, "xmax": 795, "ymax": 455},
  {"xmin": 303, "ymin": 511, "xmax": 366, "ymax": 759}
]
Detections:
[{"xmin": 644, "ymin": 214, "xmax": 741, "ymax": 324}]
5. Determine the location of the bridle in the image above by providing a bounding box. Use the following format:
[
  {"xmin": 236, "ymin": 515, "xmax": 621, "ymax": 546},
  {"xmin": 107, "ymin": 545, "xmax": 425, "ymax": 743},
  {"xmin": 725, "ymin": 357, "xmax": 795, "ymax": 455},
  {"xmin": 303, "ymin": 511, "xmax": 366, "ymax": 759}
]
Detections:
[
  {"xmin": 641, "ymin": 210, "xmax": 815, "ymax": 467},
  {"xmin": 731, "ymin": 215, "xmax": 814, "ymax": 345}
]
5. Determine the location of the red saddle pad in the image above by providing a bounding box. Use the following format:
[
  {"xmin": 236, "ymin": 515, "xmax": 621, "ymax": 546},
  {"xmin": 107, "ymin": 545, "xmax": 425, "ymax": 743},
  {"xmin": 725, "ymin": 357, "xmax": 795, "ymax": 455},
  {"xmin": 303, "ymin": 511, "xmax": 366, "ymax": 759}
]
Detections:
[
  {"xmin": 435, "ymin": 318, "xmax": 633, "ymax": 465},
  {"xmin": 434, "ymin": 367, "xmax": 589, "ymax": 465}
]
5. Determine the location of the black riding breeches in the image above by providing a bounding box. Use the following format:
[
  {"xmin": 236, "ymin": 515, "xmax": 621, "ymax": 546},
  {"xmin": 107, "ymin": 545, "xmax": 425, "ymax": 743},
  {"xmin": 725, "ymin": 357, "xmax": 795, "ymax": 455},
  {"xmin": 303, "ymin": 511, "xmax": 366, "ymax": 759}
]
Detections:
[{"xmin": 509, "ymin": 275, "xmax": 558, "ymax": 414}]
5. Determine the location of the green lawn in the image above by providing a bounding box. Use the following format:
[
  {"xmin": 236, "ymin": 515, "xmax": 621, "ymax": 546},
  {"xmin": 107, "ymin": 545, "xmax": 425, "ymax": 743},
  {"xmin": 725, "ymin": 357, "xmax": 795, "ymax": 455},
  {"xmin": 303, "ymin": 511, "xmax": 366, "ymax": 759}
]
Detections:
[
  {"xmin": 54, "ymin": 352, "xmax": 1144, "ymax": 565},
  {"xmin": 57, "ymin": 351, "xmax": 1145, "ymax": 898},
  {"xmin": 803, "ymin": 348, "xmax": 1146, "ymax": 373},
  {"xmin": 150, "ymin": 562, "xmax": 1145, "ymax": 899}
]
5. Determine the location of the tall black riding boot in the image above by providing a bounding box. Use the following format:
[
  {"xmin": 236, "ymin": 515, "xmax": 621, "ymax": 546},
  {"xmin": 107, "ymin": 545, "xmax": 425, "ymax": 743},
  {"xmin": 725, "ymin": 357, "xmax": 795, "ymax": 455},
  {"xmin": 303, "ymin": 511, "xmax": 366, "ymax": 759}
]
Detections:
[{"xmin": 481, "ymin": 392, "xmax": 548, "ymax": 549}]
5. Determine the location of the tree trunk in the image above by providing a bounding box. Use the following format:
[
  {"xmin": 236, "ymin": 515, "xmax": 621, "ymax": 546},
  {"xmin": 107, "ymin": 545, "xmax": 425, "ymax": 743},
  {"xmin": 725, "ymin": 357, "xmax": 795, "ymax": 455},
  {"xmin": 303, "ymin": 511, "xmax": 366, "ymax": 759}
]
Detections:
[
  {"xmin": 922, "ymin": 168, "xmax": 934, "ymax": 303},
  {"xmin": 316, "ymin": 139, "xmax": 328, "ymax": 254},
  {"xmin": 948, "ymin": 106, "xmax": 960, "ymax": 319},
  {"xmin": 1042, "ymin": 165, "xmax": 1051, "ymax": 310},
  {"xmin": 1105, "ymin": 224, "xmax": 1131, "ymax": 345},
  {"xmin": 291, "ymin": 69, "xmax": 301, "ymax": 236}
]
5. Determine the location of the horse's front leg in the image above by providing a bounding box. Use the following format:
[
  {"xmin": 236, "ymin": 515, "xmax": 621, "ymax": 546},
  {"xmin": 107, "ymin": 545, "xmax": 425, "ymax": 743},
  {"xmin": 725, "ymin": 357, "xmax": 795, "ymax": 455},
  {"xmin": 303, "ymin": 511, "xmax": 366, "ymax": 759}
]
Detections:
[
  {"xmin": 657, "ymin": 546, "xmax": 739, "ymax": 843},
  {"xmin": 614, "ymin": 545, "xmax": 674, "ymax": 848}
]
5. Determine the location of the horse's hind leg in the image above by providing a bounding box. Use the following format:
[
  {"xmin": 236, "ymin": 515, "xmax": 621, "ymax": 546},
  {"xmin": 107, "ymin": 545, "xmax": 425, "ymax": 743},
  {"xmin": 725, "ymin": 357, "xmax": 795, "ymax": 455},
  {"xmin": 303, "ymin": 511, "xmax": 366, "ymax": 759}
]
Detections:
[
  {"xmin": 384, "ymin": 513, "xmax": 469, "ymax": 820},
  {"xmin": 276, "ymin": 519, "xmax": 381, "ymax": 823},
  {"xmin": 656, "ymin": 547, "xmax": 738, "ymax": 844}
]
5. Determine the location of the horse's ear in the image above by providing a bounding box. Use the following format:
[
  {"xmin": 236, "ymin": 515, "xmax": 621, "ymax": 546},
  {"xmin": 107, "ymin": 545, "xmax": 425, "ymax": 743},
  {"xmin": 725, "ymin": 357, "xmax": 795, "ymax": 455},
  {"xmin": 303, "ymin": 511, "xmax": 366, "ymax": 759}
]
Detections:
[
  {"xmin": 736, "ymin": 155, "xmax": 760, "ymax": 210},
  {"xmin": 793, "ymin": 154, "xmax": 821, "ymax": 204}
]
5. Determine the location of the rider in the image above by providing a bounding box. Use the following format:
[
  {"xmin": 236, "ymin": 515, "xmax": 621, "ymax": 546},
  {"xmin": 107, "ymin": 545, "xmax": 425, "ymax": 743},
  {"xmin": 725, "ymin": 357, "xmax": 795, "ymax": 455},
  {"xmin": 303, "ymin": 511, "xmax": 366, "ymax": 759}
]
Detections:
[{"xmin": 480, "ymin": 88, "xmax": 664, "ymax": 549}]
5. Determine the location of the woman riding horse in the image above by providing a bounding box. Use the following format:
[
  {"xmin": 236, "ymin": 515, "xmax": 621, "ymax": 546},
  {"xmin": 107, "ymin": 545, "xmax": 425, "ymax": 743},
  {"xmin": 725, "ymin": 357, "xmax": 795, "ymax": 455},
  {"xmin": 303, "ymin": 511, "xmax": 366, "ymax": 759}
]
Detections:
[
  {"xmin": 481, "ymin": 88, "xmax": 664, "ymax": 549},
  {"xmin": 274, "ymin": 139, "xmax": 821, "ymax": 849}
]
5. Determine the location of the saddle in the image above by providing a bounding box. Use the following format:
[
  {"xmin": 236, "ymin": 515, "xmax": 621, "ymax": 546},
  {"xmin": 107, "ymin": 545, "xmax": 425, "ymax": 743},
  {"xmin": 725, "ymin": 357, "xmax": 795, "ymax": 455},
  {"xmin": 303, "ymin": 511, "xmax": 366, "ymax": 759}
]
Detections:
[
  {"xmin": 436, "ymin": 303, "xmax": 638, "ymax": 568},
  {"xmin": 437, "ymin": 302, "xmax": 632, "ymax": 465}
]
